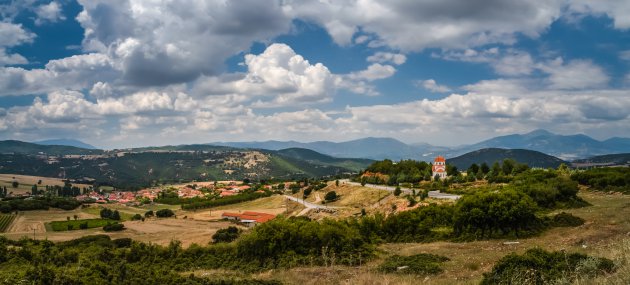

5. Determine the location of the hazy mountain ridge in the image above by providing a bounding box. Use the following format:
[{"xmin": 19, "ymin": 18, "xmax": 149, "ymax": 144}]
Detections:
[
  {"xmin": 213, "ymin": 130, "xmax": 630, "ymax": 160},
  {"xmin": 34, "ymin": 139, "xmax": 97, "ymax": 149}
]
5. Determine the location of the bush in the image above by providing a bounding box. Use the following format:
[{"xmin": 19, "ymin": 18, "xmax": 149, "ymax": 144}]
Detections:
[
  {"xmin": 145, "ymin": 210, "xmax": 154, "ymax": 218},
  {"xmin": 393, "ymin": 187, "xmax": 402, "ymax": 196},
  {"xmin": 156, "ymin": 209, "xmax": 175, "ymax": 218},
  {"xmin": 378, "ymin": 254, "xmax": 450, "ymax": 275},
  {"xmin": 549, "ymin": 212, "xmax": 585, "ymax": 227},
  {"xmin": 453, "ymin": 190, "xmax": 542, "ymax": 239},
  {"xmin": 103, "ymin": 223, "xmax": 125, "ymax": 232},
  {"xmin": 212, "ymin": 226, "xmax": 242, "ymax": 243},
  {"xmin": 481, "ymin": 248, "xmax": 615, "ymax": 284},
  {"xmin": 324, "ymin": 191, "xmax": 337, "ymax": 202},
  {"xmin": 131, "ymin": 214, "xmax": 143, "ymax": 221}
]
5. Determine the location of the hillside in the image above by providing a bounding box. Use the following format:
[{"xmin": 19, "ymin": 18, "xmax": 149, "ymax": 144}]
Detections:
[
  {"xmin": 0, "ymin": 140, "xmax": 102, "ymax": 155},
  {"xmin": 447, "ymin": 148, "xmax": 566, "ymax": 169},
  {"xmin": 276, "ymin": 148, "xmax": 373, "ymax": 171},
  {"xmin": 572, "ymin": 153, "xmax": 630, "ymax": 165},
  {"xmin": 34, "ymin": 139, "xmax": 97, "ymax": 149},
  {"xmin": 0, "ymin": 141, "xmax": 364, "ymax": 188}
]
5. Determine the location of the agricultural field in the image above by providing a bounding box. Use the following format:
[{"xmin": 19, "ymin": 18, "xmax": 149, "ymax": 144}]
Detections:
[
  {"xmin": 0, "ymin": 173, "xmax": 91, "ymax": 195},
  {"xmin": 0, "ymin": 214, "xmax": 15, "ymax": 232},
  {"xmin": 48, "ymin": 218, "xmax": 119, "ymax": 231}
]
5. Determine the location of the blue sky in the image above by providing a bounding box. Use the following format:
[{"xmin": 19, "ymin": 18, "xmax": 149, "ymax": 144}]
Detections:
[{"xmin": 0, "ymin": 0, "xmax": 629, "ymax": 149}]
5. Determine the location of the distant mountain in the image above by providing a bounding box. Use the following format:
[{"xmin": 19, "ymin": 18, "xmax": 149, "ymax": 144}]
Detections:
[
  {"xmin": 276, "ymin": 148, "xmax": 373, "ymax": 172},
  {"xmin": 447, "ymin": 148, "xmax": 566, "ymax": 170},
  {"xmin": 214, "ymin": 137, "xmax": 422, "ymax": 160},
  {"xmin": 456, "ymin": 129, "xmax": 630, "ymax": 160},
  {"xmin": 214, "ymin": 131, "xmax": 630, "ymax": 161},
  {"xmin": 0, "ymin": 140, "xmax": 102, "ymax": 155},
  {"xmin": 35, "ymin": 139, "xmax": 97, "ymax": 149}
]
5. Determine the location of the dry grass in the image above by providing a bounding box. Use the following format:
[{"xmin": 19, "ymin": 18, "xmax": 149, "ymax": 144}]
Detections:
[
  {"xmin": 274, "ymin": 190, "xmax": 630, "ymax": 284},
  {"xmin": 0, "ymin": 173, "xmax": 91, "ymax": 195}
]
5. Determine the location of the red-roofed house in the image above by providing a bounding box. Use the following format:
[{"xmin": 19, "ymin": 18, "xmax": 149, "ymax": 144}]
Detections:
[{"xmin": 220, "ymin": 211, "xmax": 276, "ymax": 227}]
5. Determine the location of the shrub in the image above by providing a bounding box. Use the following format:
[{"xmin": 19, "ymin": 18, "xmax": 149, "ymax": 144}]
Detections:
[
  {"xmin": 378, "ymin": 254, "xmax": 450, "ymax": 275},
  {"xmin": 131, "ymin": 214, "xmax": 143, "ymax": 221},
  {"xmin": 145, "ymin": 210, "xmax": 154, "ymax": 218},
  {"xmin": 393, "ymin": 187, "xmax": 402, "ymax": 196},
  {"xmin": 156, "ymin": 209, "xmax": 175, "ymax": 218},
  {"xmin": 481, "ymin": 248, "xmax": 615, "ymax": 284},
  {"xmin": 324, "ymin": 191, "xmax": 337, "ymax": 202},
  {"xmin": 103, "ymin": 223, "xmax": 125, "ymax": 232},
  {"xmin": 212, "ymin": 226, "xmax": 242, "ymax": 243},
  {"xmin": 549, "ymin": 212, "xmax": 585, "ymax": 227},
  {"xmin": 100, "ymin": 208, "xmax": 113, "ymax": 219}
]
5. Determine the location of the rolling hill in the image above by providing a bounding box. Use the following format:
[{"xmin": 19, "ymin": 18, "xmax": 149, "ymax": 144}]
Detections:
[
  {"xmin": 34, "ymin": 139, "xmax": 97, "ymax": 149},
  {"xmin": 0, "ymin": 141, "xmax": 366, "ymax": 188},
  {"xmin": 0, "ymin": 140, "xmax": 103, "ymax": 155},
  {"xmin": 276, "ymin": 148, "xmax": 373, "ymax": 172},
  {"xmin": 447, "ymin": 148, "xmax": 566, "ymax": 170}
]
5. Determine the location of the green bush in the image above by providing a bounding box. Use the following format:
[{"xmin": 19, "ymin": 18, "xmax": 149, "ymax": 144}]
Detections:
[
  {"xmin": 549, "ymin": 212, "xmax": 585, "ymax": 227},
  {"xmin": 481, "ymin": 248, "xmax": 615, "ymax": 285},
  {"xmin": 131, "ymin": 214, "xmax": 143, "ymax": 221},
  {"xmin": 324, "ymin": 191, "xmax": 337, "ymax": 201},
  {"xmin": 212, "ymin": 226, "xmax": 242, "ymax": 243},
  {"xmin": 378, "ymin": 253, "xmax": 450, "ymax": 275},
  {"xmin": 103, "ymin": 223, "xmax": 125, "ymax": 232},
  {"xmin": 156, "ymin": 209, "xmax": 175, "ymax": 218}
]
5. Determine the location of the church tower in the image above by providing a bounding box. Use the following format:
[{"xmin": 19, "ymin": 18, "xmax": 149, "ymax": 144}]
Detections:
[{"xmin": 432, "ymin": 155, "xmax": 447, "ymax": 179}]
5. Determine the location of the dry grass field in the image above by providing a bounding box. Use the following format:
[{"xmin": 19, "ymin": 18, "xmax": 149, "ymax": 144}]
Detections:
[
  {"xmin": 184, "ymin": 190, "xmax": 630, "ymax": 284},
  {"xmin": 2, "ymin": 188, "xmax": 629, "ymax": 284},
  {"xmin": 0, "ymin": 173, "xmax": 91, "ymax": 195}
]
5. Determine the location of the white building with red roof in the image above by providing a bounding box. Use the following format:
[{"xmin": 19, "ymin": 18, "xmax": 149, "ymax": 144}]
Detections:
[{"xmin": 432, "ymin": 155, "xmax": 447, "ymax": 179}]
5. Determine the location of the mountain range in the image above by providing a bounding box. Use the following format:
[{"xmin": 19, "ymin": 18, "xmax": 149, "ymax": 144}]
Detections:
[{"xmin": 213, "ymin": 130, "xmax": 630, "ymax": 160}]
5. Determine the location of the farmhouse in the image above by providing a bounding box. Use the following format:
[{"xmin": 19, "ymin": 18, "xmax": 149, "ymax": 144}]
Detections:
[
  {"xmin": 432, "ymin": 155, "xmax": 447, "ymax": 179},
  {"xmin": 221, "ymin": 211, "xmax": 276, "ymax": 227}
]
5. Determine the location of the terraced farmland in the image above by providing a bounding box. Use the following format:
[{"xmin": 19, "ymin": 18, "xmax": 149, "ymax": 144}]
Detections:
[{"xmin": 0, "ymin": 214, "xmax": 15, "ymax": 232}]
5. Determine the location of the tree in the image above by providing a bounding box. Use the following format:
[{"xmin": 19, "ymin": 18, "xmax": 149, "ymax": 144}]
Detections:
[
  {"xmin": 31, "ymin": 185, "xmax": 38, "ymax": 196},
  {"xmin": 144, "ymin": 210, "xmax": 154, "ymax": 218},
  {"xmin": 156, "ymin": 209, "xmax": 175, "ymax": 218},
  {"xmin": 446, "ymin": 165, "xmax": 458, "ymax": 177},
  {"xmin": 73, "ymin": 215, "xmax": 78, "ymax": 220},
  {"xmin": 420, "ymin": 189, "xmax": 429, "ymax": 201},
  {"xmin": 502, "ymin": 159, "xmax": 516, "ymax": 175},
  {"xmin": 100, "ymin": 208, "xmax": 114, "ymax": 219},
  {"xmin": 335, "ymin": 180, "xmax": 340, "ymax": 187},
  {"xmin": 111, "ymin": 210, "xmax": 121, "ymax": 221},
  {"xmin": 393, "ymin": 187, "xmax": 402, "ymax": 196},
  {"xmin": 212, "ymin": 226, "xmax": 241, "ymax": 243},
  {"xmin": 131, "ymin": 214, "xmax": 143, "ymax": 221},
  {"xmin": 480, "ymin": 163, "xmax": 490, "ymax": 174},
  {"xmin": 468, "ymin": 163, "xmax": 480, "ymax": 175},
  {"xmin": 324, "ymin": 191, "xmax": 337, "ymax": 202},
  {"xmin": 434, "ymin": 174, "xmax": 441, "ymax": 181},
  {"xmin": 11, "ymin": 181, "xmax": 18, "ymax": 188}
]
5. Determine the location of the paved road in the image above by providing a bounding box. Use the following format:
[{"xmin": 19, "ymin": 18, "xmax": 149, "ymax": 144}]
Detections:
[
  {"xmin": 284, "ymin": 195, "xmax": 340, "ymax": 209},
  {"xmin": 340, "ymin": 180, "xmax": 461, "ymax": 200}
]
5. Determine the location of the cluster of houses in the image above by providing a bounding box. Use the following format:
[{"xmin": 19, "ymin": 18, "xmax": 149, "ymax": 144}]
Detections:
[{"xmin": 74, "ymin": 180, "xmax": 272, "ymax": 204}]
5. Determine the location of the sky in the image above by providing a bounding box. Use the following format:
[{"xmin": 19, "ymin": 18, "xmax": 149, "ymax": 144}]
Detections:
[{"xmin": 0, "ymin": 0, "xmax": 629, "ymax": 149}]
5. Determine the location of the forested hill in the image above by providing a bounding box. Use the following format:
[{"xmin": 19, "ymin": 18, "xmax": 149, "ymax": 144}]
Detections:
[
  {"xmin": 276, "ymin": 148, "xmax": 373, "ymax": 172},
  {"xmin": 0, "ymin": 141, "xmax": 367, "ymax": 188},
  {"xmin": 572, "ymin": 153, "xmax": 630, "ymax": 165},
  {"xmin": 447, "ymin": 148, "xmax": 566, "ymax": 170},
  {"xmin": 0, "ymin": 140, "xmax": 103, "ymax": 155}
]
